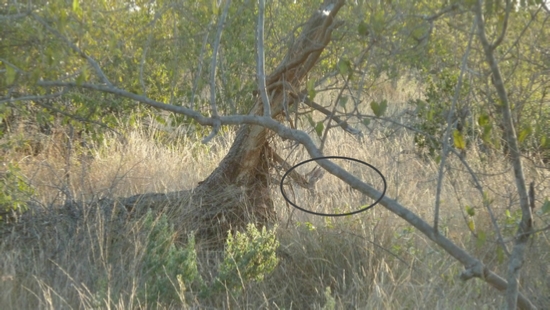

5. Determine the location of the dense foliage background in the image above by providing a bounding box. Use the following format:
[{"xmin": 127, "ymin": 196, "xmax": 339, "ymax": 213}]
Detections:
[{"xmin": 1, "ymin": 0, "xmax": 549, "ymax": 309}]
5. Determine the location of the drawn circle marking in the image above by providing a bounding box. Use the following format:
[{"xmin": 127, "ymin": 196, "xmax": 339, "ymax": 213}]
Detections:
[{"xmin": 280, "ymin": 156, "xmax": 386, "ymax": 217}]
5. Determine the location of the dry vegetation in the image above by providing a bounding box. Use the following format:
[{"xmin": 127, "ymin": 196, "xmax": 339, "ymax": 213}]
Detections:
[{"xmin": 1, "ymin": 82, "xmax": 549, "ymax": 309}]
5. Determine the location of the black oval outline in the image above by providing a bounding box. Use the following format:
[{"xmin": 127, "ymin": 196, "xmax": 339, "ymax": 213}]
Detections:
[{"xmin": 280, "ymin": 156, "xmax": 386, "ymax": 217}]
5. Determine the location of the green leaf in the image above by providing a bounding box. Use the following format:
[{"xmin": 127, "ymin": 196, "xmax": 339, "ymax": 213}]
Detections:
[
  {"xmin": 72, "ymin": 0, "xmax": 83, "ymax": 17},
  {"xmin": 338, "ymin": 59, "xmax": 351, "ymax": 77},
  {"xmin": 314, "ymin": 121, "xmax": 324, "ymax": 137},
  {"xmin": 358, "ymin": 20, "xmax": 369, "ymax": 36},
  {"xmin": 211, "ymin": 0, "xmax": 219, "ymax": 15},
  {"xmin": 362, "ymin": 119, "xmax": 370, "ymax": 128},
  {"xmin": 155, "ymin": 115, "xmax": 166, "ymax": 125},
  {"xmin": 483, "ymin": 192, "xmax": 494, "ymax": 205},
  {"xmin": 338, "ymin": 96, "xmax": 348, "ymax": 108},
  {"xmin": 467, "ymin": 219, "xmax": 475, "ymax": 232},
  {"xmin": 478, "ymin": 114, "xmax": 490, "ymax": 127},
  {"xmin": 496, "ymin": 246, "xmax": 504, "ymax": 264},
  {"xmin": 518, "ymin": 126, "xmax": 532, "ymax": 143},
  {"xmin": 58, "ymin": 9, "xmax": 68, "ymax": 29},
  {"xmin": 465, "ymin": 205, "xmax": 475, "ymax": 217},
  {"xmin": 476, "ymin": 230, "xmax": 486, "ymax": 248},
  {"xmin": 307, "ymin": 79, "xmax": 316, "ymax": 101},
  {"xmin": 481, "ymin": 124, "xmax": 493, "ymax": 145},
  {"xmin": 5, "ymin": 65, "xmax": 16, "ymax": 85},
  {"xmin": 370, "ymin": 10, "xmax": 385, "ymax": 34},
  {"xmin": 453, "ymin": 129, "xmax": 466, "ymax": 150},
  {"xmin": 542, "ymin": 198, "xmax": 550, "ymax": 214},
  {"xmin": 370, "ymin": 100, "xmax": 387, "ymax": 117},
  {"xmin": 75, "ymin": 66, "xmax": 88, "ymax": 86},
  {"xmin": 505, "ymin": 209, "xmax": 511, "ymax": 218}
]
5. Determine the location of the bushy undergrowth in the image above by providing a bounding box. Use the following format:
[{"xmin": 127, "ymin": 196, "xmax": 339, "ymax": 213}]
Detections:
[
  {"xmin": 138, "ymin": 211, "xmax": 280, "ymax": 306},
  {"xmin": 139, "ymin": 210, "xmax": 201, "ymax": 304},
  {"xmin": 206, "ymin": 223, "xmax": 279, "ymax": 297},
  {"xmin": 0, "ymin": 161, "xmax": 33, "ymax": 223},
  {"xmin": 0, "ymin": 110, "xmax": 548, "ymax": 309}
]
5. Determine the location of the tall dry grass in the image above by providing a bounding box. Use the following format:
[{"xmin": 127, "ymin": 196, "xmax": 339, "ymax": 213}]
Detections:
[{"xmin": 1, "ymin": 82, "xmax": 549, "ymax": 309}]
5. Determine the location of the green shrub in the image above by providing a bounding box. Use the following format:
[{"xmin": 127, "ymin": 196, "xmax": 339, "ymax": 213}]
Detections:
[
  {"xmin": 0, "ymin": 161, "xmax": 33, "ymax": 223},
  {"xmin": 205, "ymin": 224, "xmax": 279, "ymax": 296},
  {"xmin": 410, "ymin": 69, "xmax": 473, "ymax": 158},
  {"xmin": 139, "ymin": 211, "xmax": 201, "ymax": 305},
  {"xmin": 517, "ymin": 104, "xmax": 550, "ymax": 162}
]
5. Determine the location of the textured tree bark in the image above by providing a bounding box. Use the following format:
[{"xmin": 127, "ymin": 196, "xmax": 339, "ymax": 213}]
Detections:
[{"xmin": 189, "ymin": 0, "xmax": 345, "ymax": 243}]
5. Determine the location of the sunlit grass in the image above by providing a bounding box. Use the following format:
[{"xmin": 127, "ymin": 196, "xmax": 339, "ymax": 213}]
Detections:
[{"xmin": 1, "ymin": 82, "xmax": 549, "ymax": 309}]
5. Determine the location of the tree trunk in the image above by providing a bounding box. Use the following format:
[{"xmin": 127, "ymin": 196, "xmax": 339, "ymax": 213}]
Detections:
[
  {"xmin": 191, "ymin": 1, "xmax": 344, "ymax": 243},
  {"xmin": 122, "ymin": 0, "xmax": 344, "ymax": 246}
]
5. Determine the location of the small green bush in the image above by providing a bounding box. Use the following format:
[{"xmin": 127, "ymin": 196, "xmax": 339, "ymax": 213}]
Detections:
[
  {"xmin": 139, "ymin": 211, "xmax": 201, "ymax": 305},
  {"xmin": 206, "ymin": 224, "xmax": 279, "ymax": 296},
  {"xmin": 410, "ymin": 69, "xmax": 473, "ymax": 158},
  {"xmin": 0, "ymin": 161, "xmax": 33, "ymax": 223}
]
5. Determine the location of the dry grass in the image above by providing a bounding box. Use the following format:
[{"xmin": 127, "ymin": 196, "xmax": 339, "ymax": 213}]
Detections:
[{"xmin": 1, "ymin": 84, "xmax": 549, "ymax": 309}]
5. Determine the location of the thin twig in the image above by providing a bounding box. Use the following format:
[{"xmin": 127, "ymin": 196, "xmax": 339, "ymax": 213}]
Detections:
[
  {"xmin": 190, "ymin": 23, "xmax": 212, "ymax": 109},
  {"xmin": 491, "ymin": 0, "xmax": 511, "ymax": 50},
  {"xmin": 205, "ymin": 0, "xmax": 232, "ymax": 144},
  {"xmin": 0, "ymin": 12, "xmax": 29, "ymax": 21},
  {"xmin": 256, "ymin": 0, "xmax": 271, "ymax": 117},
  {"xmin": 301, "ymin": 93, "xmax": 361, "ymax": 136},
  {"xmin": 319, "ymin": 75, "xmax": 351, "ymax": 153},
  {"xmin": 1, "ymin": 91, "xmax": 66, "ymax": 104},
  {"xmin": 475, "ymin": 1, "xmax": 535, "ymax": 309}
]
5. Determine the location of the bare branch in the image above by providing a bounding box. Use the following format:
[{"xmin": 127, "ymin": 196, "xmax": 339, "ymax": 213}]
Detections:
[
  {"xmin": 301, "ymin": 93, "xmax": 361, "ymax": 136},
  {"xmin": 3, "ymin": 90, "xmax": 123, "ymax": 137},
  {"xmin": 424, "ymin": 4, "xmax": 460, "ymax": 22},
  {"xmin": 190, "ymin": 24, "xmax": 212, "ymax": 109},
  {"xmin": 492, "ymin": 0, "xmax": 511, "ymax": 50},
  {"xmin": 256, "ymin": 0, "xmax": 271, "ymax": 117},
  {"xmin": 0, "ymin": 91, "xmax": 67, "ymax": 105},
  {"xmin": 37, "ymin": 80, "xmax": 210, "ymax": 123},
  {"xmin": 318, "ymin": 75, "xmax": 351, "ymax": 153},
  {"xmin": 475, "ymin": 1, "xmax": 535, "ymax": 309},
  {"xmin": 205, "ymin": 0, "xmax": 231, "ymax": 143},
  {"xmin": 0, "ymin": 11, "xmax": 30, "ymax": 21},
  {"xmin": 201, "ymin": 118, "xmax": 221, "ymax": 144},
  {"xmin": 295, "ymin": 125, "xmax": 536, "ymax": 310},
  {"xmin": 209, "ymin": 1, "xmax": 231, "ymax": 115},
  {"xmin": 0, "ymin": 58, "xmax": 23, "ymax": 73}
]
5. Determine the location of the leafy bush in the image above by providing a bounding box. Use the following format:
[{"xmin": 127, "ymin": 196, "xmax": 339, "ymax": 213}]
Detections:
[
  {"xmin": 206, "ymin": 224, "xmax": 279, "ymax": 296},
  {"xmin": 410, "ymin": 69, "xmax": 472, "ymax": 158},
  {"xmin": 139, "ymin": 211, "xmax": 201, "ymax": 305},
  {"xmin": 517, "ymin": 103, "xmax": 550, "ymax": 162},
  {"xmin": 0, "ymin": 161, "xmax": 34, "ymax": 223},
  {"xmin": 139, "ymin": 214, "xmax": 279, "ymax": 303}
]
